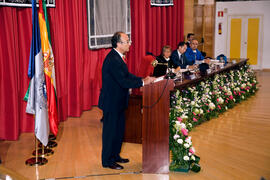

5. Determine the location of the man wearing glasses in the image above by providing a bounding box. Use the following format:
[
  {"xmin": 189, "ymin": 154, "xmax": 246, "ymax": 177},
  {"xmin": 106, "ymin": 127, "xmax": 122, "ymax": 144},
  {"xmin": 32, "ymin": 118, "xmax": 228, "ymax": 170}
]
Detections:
[{"xmin": 98, "ymin": 32, "xmax": 155, "ymax": 170}]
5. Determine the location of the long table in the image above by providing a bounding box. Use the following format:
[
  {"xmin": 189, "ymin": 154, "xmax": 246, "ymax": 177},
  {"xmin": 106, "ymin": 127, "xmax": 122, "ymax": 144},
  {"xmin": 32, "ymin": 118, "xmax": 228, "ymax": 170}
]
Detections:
[{"xmin": 124, "ymin": 58, "xmax": 248, "ymax": 173}]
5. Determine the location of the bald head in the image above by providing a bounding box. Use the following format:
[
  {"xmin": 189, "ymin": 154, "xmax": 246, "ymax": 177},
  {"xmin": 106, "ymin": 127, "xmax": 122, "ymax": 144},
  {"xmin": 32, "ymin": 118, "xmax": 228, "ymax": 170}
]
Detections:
[{"xmin": 190, "ymin": 39, "xmax": 199, "ymax": 50}]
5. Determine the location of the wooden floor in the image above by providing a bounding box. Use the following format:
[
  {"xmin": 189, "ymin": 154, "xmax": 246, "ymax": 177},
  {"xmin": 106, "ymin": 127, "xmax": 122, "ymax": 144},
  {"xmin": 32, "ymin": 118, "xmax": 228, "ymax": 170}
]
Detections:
[{"xmin": 0, "ymin": 71, "xmax": 270, "ymax": 180}]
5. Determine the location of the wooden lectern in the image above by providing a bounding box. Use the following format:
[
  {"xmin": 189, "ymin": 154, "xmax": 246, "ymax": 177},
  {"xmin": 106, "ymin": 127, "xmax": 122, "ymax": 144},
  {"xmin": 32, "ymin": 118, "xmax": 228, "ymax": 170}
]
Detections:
[{"xmin": 142, "ymin": 79, "xmax": 174, "ymax": 173}]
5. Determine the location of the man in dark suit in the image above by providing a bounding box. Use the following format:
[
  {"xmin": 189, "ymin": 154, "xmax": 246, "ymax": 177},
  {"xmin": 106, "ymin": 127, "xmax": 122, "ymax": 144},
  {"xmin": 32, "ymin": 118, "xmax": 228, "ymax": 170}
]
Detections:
[
  {"xmin": 171, "ymin": 42, "xmax": 193, "ymax": 69},
  {"xmin": 186, "ymin": 33, "xmax": 195, "ymax": 48},
  {"xmin": 98, "ymin": 32, "xmax": 155, "ymax": 170}
]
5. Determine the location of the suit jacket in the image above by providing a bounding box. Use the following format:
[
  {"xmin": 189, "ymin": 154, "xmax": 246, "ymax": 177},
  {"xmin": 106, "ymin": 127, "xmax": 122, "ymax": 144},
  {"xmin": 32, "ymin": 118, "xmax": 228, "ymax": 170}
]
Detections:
[
  {"xmin": 186, "ymin": 41, "xmax": 191, "ymax": 48},
  {"xmin": 98, "ymin": 49, "xmax": 143, "ymax": 112},
  {"xmin": 170, "ymin": 49, "xmax": 191, "ymax": 69},
  {"xmin": 185, "ymin": 47, "xmax": 204, "ymax": 65},
  {"xmin": 153, "ymin": 55, "xmax": 173, "ymax": 77}
]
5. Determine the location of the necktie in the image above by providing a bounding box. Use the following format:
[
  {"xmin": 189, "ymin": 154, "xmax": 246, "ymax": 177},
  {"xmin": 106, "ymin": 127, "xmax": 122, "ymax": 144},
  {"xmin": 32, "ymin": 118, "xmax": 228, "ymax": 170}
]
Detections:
[
  {"xmin": 180, "ymin": 55, "xmax": 183, "ymax": 64},
  {"xmin": 122, "ymin": 56, "xmax": 127, "ymax": 64}
]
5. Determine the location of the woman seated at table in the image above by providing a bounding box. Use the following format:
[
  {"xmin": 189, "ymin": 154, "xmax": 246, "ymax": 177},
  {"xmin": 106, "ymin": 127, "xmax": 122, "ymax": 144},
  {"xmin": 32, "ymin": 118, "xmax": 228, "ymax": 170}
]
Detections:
[{"xmin": 153, "ymin": 45, "xmax": 173, "ymax": 77}]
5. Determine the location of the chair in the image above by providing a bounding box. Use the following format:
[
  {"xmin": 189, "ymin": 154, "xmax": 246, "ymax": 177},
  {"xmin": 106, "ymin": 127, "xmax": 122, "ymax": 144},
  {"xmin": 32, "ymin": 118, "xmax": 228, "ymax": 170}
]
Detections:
[{"xmin": 132, "ymin": 55, "xmax": 155, "ymax": 95}]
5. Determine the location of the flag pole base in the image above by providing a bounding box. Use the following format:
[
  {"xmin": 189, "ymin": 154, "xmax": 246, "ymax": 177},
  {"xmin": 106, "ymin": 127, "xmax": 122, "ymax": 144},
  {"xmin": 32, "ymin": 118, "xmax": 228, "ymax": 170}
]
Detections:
[
  {"xmin": 49, "ymin": 134, "xmax": 56, "ymax": 141},
  {"xmin": 32, "ymin": 148, "xmax": 54, "ymax": 157},
  {"xmin": 25, "ymin": 157, "xmax": 48, "ymax": 166},
  {"xmin": 39, "ymin": 140, "xmax": 57, "ymax": 148}
]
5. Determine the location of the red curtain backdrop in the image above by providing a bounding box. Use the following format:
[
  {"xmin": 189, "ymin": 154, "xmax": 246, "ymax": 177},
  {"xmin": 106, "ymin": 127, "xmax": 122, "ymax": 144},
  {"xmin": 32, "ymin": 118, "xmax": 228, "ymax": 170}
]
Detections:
[{"xmin": 0, "ymin": 0, "xmax": 184, "ymax": 140}]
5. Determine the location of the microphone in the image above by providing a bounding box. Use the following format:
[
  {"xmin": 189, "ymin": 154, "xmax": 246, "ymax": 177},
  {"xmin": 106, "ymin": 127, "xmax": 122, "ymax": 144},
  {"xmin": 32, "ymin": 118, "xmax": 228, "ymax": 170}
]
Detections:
[{"xmin": 151, "ymin": 59, "xmax": 168, "ymax": 67}]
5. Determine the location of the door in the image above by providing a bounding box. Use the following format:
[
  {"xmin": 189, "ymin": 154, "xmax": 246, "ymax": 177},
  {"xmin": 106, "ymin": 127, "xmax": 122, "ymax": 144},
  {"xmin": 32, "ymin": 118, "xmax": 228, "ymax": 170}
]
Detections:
[{"xmin": 226, "ymin": 15, "xmax": 263, "ymax": 69}]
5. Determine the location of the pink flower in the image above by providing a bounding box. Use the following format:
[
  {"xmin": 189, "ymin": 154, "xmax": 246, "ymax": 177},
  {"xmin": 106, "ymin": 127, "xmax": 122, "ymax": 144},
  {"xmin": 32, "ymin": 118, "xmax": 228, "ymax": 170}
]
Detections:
[
  {"xmin": 225, "ymin": 100, "xmax": 228, "ymax": 103},
  {"xmin": 225, "ymin": 93, "xmax": 228, "ymax": 96},
  {"xmin": 207, "ymin": 110, "xmax": 210, "ymax": 113},
  {"xmin": 193, "ymin": 112, "xmax": 196, "ymax": 115},
  {"xmin": 217, "ymin": 98, "xmax": 219, "ymax": 102},
  {"xmin": 189, "ymin": 148, "xmax": 195, "ymax": 154},
  {"xmin": 193, "ymin": 117, "xmax": 198, "ymax": 122},
  {"xmin": 218, "ymin": 105, "xmax": 221, "ymax": 109},
  {"xmin": 181, "ymin": 128, "xmax": 188, "ymax": 136},
  {"xmin": 177, "ymin": 117, "xmax": 182, "ymax": 122},
  {"xmin": 205, "ymin": 103, "xmax": 209, "ymax": 106},
  {"xmin": 229, "ymin": 95, "xmax": 233, "ymax": 100}
]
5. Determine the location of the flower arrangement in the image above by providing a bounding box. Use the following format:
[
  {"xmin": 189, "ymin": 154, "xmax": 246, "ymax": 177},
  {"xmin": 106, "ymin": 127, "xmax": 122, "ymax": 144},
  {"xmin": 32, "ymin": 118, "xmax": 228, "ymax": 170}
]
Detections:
[{"xmin": 169, "ymin": 64, "xmax": 258, "ymax": 172}]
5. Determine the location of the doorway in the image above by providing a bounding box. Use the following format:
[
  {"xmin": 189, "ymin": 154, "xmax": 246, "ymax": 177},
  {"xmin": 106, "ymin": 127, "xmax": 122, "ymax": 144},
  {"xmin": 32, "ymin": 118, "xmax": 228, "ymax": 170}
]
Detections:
[{"xmin": 226, "ymin": 15, "xmax": 263, "ymax": 69}]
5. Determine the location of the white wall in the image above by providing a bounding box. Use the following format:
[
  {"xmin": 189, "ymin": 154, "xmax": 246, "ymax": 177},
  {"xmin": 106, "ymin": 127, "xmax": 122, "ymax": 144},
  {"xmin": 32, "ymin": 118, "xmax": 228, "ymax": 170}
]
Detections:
[{"xmin": 214, "ymin": 1, "xmax": 270, "ymax": 69}]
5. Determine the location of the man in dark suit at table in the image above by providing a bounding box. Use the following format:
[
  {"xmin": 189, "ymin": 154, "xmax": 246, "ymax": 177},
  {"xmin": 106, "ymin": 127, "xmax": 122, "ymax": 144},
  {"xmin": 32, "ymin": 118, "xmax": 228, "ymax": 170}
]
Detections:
[
  {"xmin": 98, "ymin": 32, "xmax": 155, "ymax": 170},
  {"xmin": 186, "ymin": 33, "xmax": 195, "ymax": 48},
  {"xmin": 171, "ymin": 41, "xmax": 194, "ymax": 70}
]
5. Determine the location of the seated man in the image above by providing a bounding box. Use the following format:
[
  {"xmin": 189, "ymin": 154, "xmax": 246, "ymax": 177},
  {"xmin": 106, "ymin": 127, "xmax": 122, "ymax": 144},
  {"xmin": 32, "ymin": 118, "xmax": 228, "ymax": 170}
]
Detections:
[
  {"xmin": 171, "ymin": 42, "xmax": 193, "ymax": 70},
  {"xmin": 153, "ymin": 45, "xmax": 173, "ymax": 77},
  {"xmin": 185, "ymin": 39, "xmax": 205, "ymax": 65},
  {"xmin": 186, "ymin": 33, "xmax": 195, "ymax": 48}
]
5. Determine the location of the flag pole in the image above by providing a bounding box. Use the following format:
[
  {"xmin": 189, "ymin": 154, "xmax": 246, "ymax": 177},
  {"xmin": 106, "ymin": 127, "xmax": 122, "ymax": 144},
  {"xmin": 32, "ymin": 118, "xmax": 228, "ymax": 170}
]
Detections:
[
  {"xmin": 32, "ymin": 142, "xmax": 54, "ymax": 157},
  {"xmin": 25, "ymin": 136, "xmax": 48, "ymax": 166}
]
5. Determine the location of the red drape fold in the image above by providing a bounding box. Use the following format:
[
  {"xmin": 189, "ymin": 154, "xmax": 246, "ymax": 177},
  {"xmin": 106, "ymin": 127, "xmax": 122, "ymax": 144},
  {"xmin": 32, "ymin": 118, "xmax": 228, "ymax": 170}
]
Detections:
[{"xmin": 0, "ymin": 0, "xmax": 184, "ymax": 140}]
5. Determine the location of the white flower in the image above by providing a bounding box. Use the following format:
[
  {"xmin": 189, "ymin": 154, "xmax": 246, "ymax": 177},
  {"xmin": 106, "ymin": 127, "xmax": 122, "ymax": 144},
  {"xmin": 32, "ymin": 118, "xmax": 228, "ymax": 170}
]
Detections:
[
  {"xmin": 188, "ymin": 123, "xmax": 192, "ymax": 128},
  {"xmin": 184, "ymin": 143, "xmax": 190, "ymax": 148},
  {"xmin": 190, "ymin": 147, "xmax": 196, "ymax": 153},
  {"xmin": 193, "ymin": 108, "xmax": 199, "ymax": 115},
  {"xmin": 191, "ymin": 101, "xmax": 195, "ymax": 106},
  {"xmin": 174, "ymin": 121, "xmax": 181, "ymax": 130},
  {"xmin": 217, "ymin": 97, "xmax": 224, "ymax": 104},
  {"xmin": 181, "ymin": 114, "xmax": 188, "ymax": 120},
  {"xmin": 235, "ymin": 87, "xmax": 240, "ymax": 92},
  {"xmin": 191, "ymin": 155, "xmax": 196, "ymax": 161},
  {"xmin": 177, "ymin": 139, "xmax": 183, "ymax": 144},
  {"xmin": 199, "ymin": 109, "xmax": 204, "ymax": 114},
  {"xmin": 183, "ymin": 156, "xmax": 190, "ymax": 161},
  {"xmin": 180, "ymin": 123, "xmax": 186, "ymax": 129},
  {"xmin": 185, "ymin": 137, "xmax": 192, "ymax": 145},
  {"xmin": 209, "ymin": 102, "xmax": 216, "ymax": 110},
  {"xmin": 173, "ymin": 134, "xmax": 180, "ymax": 140}
]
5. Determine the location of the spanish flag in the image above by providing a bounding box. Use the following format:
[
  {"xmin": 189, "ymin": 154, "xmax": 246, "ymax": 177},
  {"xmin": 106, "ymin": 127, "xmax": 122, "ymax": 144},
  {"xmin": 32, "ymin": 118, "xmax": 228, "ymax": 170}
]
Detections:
[{"xmin": 38, "ymin": 0, "xmax": 59, "ymax": 136}]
